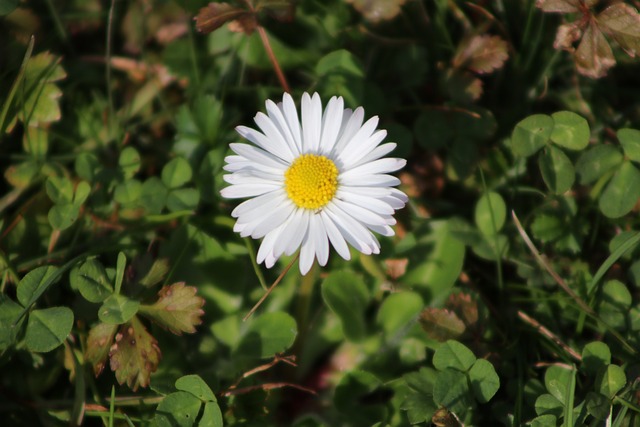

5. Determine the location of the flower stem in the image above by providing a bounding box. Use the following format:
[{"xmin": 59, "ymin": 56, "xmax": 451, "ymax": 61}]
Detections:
[
  {"xmin": 243, "ymin": 253, "xmax": 299, "ymax": 321},
  {"xmin": 291, "ymin": 262, "xmax": 318, "ymax": 366},
  {"xmin": 256, "ymin": 25, "xmax": 291, "ymax": 93}
]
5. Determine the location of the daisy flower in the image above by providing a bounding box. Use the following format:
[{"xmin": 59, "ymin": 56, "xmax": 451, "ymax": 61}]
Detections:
[{"xmin": 221, "ymin": 92, "xmax": 408, "ymax": 275}]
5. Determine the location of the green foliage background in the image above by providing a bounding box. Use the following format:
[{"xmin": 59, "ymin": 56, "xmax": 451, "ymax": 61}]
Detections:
[{"xmin": 1, "ymin": 0, "xmax": 640, "ymax": 426}]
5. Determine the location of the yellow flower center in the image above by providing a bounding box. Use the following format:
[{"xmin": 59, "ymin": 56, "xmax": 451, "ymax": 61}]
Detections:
[{"xmin": 285, "ymin": 154, "xmax": 338, "ymax": 209}]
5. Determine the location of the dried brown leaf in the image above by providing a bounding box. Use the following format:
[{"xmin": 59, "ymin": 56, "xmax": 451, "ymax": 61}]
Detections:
[
  {"xmin": 195, "ymin": 2, "xmax": 252, "ymax": 34},
  {"xmin": 535, "ymin": 0, "xmax": 596, "ymax": 13},
  {"xmin": 444, "ymin": 69, "xmax": 484, "ymax": 103},
  {"xmin": 258, "ymin": 0, "xmax": 296, "ymax": 22},
  {"xmin": 597, "ymin": 3, "xmax": 640, "ymax": 57},
  {"xmin": 554, "ymin": 22, "xmax": 584, "ymax": 50},
  {"xmin": 139, "ymin": 282, "xmax": 205, "ymax": 335},
  {"xmin": 453, "ymin": 35, "xmax": 509, "ymax": 74},
  {"xmin": 446, "ymin": 292, "xmax": 479, "ymax": 327},
  {"xmin": 575, "ymin": 20, "xmax": 615, "ymax": 78},
  {"xmin": 384, "ymin": 258, "xmax": 408, "ymax": 280},
  {"xmin": 109, "ymin": 316, "xmax": 161, "ymax": 391},
  {"xmin": 85, "ymin": 322, "xmax": 118, "ymax": 377},
  {"xmin": 345, "ymin": 0, "xmax": 407, "ymax": 23},
  {"xmin": 228, "ymin": 14, "xmax": 258, "ymax": 34},
  {"xmin": 419, "ymin": 308, "xmax": 466, "ymax": 342}
]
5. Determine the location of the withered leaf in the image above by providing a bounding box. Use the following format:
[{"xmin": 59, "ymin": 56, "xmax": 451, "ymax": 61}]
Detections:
[
  {"xmin": 444, "ymin": 69, "xmax": 484, "ymax": 103},
  {"xmin": 85, "ymin": 322, "xmax": 118, "ymax": 377},
  {"xmin": 554, "ymin": 22, "xmax": 584, "ymax": 51},
  {"xmin": 597, "ymin": 3, "xmax": 640, "ymax": 57},
  {"xmin": 575, "ymin": 21, "xmax": 615, "ymax": 78},
  {"xmin": 195, "ymin": 2, "xmax": 253, "ymax": 34},
  {"xmin": 535, "ymin": 0, "xmax": 596, "ymax": 13},
  {"xmin": 227, "ymin": 13, "xmax": 258, "ymax": 35},
  {"xmin": 453, "ymin": 35, "xmax": 509, "ymax": 74},
  {"xmin": 419, "ymin": 308, "xmax": 466, "ymax": 342},
  {"xmin": 345, "ymin": 0, "xmax": 406, "ymax": 23},
  {"xmin": 446, "ymin": 292, "xmax": 479, "ymax": 328},
  {"xmin": 109, "ymin": 316, "xmax": 161, "ymax": 391},
  {"xmin": 384, "ymin": 258, "xmax": 408, "ymax": 280},
  {"xmin": 258, "ymin": 0, "xmax": 296, "ymax": 22},
  {"xmin": 139, "ymin": 282, "xmax": 205, "ymax": 335}
]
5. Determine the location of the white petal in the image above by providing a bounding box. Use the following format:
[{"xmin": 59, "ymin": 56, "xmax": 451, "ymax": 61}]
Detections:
[
  {"xmin": 349, "ymin": 143, "xmax": 397, "ymax": 168},
  {"xmin": 367, "ymin": 223, "xmax": 395, "ymax": 237},
  {"xmin": 248, "ymin": 202, "xmax": 295, "ymax": 239},
  {"xmin": 335, "ymin": 190, "xmax": 395, "ymax": 215},
  {"xmin": 318, "ymin": 96, "xmax": 344, "ymax": 155},
  {"xmin": 340, "ymin": 173, "xmax": 400, "ymax": 187},
  {"xmin": 320, "ymin": 211, "xmax": 351, "ymax": 260},
  {"xmin": 266, "ymin": 99, "xmax": 301, "ymax": 157},
  {"xmin": 302, "ymin": 92, "xmax": 323, "ymax": 153},
  {"xmin": 229, "ymin": 143, "xmax": 289, "ymax": 170},
  {"xmin": 338, "ymin": 127, "xmax": 386, "ymax": 167},
  {"xmin": 236, "ymin": 124, "xmax": 291, "ymax": 162},
  {"xmin": 311, "ymin": 214, "xmax": 329, "ymax": 266},
  {"xmin": 299, "ymin": 227, "xmax": 315, "ymax": 275},
  {"xmin": 222, "ymin": 171, "xmax": 282, "ymax": 187},
  {"xmin": 340, "ymin": 158, "xmax": 406, "ymax": 179},
  {"xmin": 257, "ymin": 222, "xmax": 286, "ymax": 264},
  {"xmin": 333, "ymin": 199, "xmax": 395, "ymax": 227},
  {"xmin": 324, "ymin": 203, "xmax": 378, "ymax": 254},
  {"xmin": 273, "ymin": 208, "xmax": 308, "ymax": 257},
  {"xmin": 253, "ymin": 112, "xmax": 295, "ymax": 161},
  {"xmin": 223, "ymin": 171, "xmax": 282, "ymax": 185},
  {"xmin": 331, "ymin": 107, "xmax": 364, "ymax": 156},
  {"xmin": 233, "ymin": 191, "xmax": 286, "ymax": 221},
  {"xmin": 281, "ymin": 93, "xmax": 303, "ymax": 153},
  {"xmin": 232, "ymin": 190, "xmax": 285, "ymax": 217},
  {"xmin": 220, "ymin": 183, "xmax": 280, "ymax": 199}
]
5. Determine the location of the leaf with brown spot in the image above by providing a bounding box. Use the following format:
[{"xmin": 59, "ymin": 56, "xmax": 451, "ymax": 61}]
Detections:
[
  {"xmin": 195, "ymin": 2, "xmax": 253, "ymax": 34},
  {"xmin": 446, "ymin": 292, "xmax": 479, "ymax": 328},
  {"xmin": 139, "ymin": 282, "xmax": 205, "ymax": 335},
  {"xmin": 575, "ymin": 21, "xmax": 615, "ymax": 78},
  {"xmin": 444, "ymin": 69, "xmax": 484, "ymax": 103},
  {"xmin": 419, "ymin": 308, "xmax": 466, "ymax": 342},
  {"xmin": 453, "ymin": 35, "xmax": 509, "ymax": 74},
  {"xmin": 85, "ymin": 322, "xmax": 118, "ymax": 376},
  {"xmin": 597, "ymin": 3, "xmax": 640, "ymax": 57},
  {"xmin": 109, "ymin": 316, "xmax": 161, "ymax": 391},
  {"xmin": 345, "ymin": 0, "xmax": 406, "ymax": 23}
]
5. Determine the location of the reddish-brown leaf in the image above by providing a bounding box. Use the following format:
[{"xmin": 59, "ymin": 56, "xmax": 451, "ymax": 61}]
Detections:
[
  {"xmin": 85, "ymin": 322, "xmax": 118, "ymax": 377},
  {"xmin": 109, "ymin": 316, "xmax": 161, "ymax": 391},
  {"xmin": 195, "ymin": 2, "xmax": 252, "ymax": 34},
  {"xmin": 446, "ymin": 292, "xmax": 479, "ymax": 328},
  {"xmin": 553, "ymin": 22, "xmax": 584, "ymax": 51},
  {"xmin": 139, "ymin": 282, "xmax": 205, "ymax": 335},
  {"xmin": 444, "ymin": 69, "xmax": 484, "ymax": 103},
  {"xmin": 575, "ymin": 20, "xmax": 615, "ymax": 78},
  {"xmin": 536, "ymin": 0, "xmax": 597, "ymax": 13},
  {"xmin": 597, "ymin": 3, "xmax": 640, "ymax": 57},
  {"xmin": 419, "ymin": 308, "xmax": 466, "ymax": 342},
  {"xmin": 345, "ymin": 0, "xmax": 406, "ymax": 23},
  {"xmin": 453, "ymin": 35, "xmax": 509, "ymax": 74},
  {"xmin": 384, "ymin": 258, "xmax": 408, "ymax": 280},
  {"xmin": 227, "ymin": 14, "xmax": 258, "ymax": 34}
]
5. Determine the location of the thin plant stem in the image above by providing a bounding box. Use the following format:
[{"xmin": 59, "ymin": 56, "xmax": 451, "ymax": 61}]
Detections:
[
  {"xmin": 244, "ymin": 253, "xmax": 299, "ymax": 321},
  {"xmin": 256, "ymin": 25, "xmax": 291, "ymax": 93},
  {"xmin": 106, "ymin": 0, "xmax": 117, "ymax": 138},
  {"xmin": 0, "ymin": 36, "xmax": 35, "ymax": 136},
  {"xmin": 479, "ymin": 168, "xmax": 504, "ymax": 291},
  {"xmin": 295, "ymin": 262, "xmax": 317, "ymax": 339},
  {"xmin": 245, "ymin": 238, "xmax": 268, "ymax": 290},
  {"xmin": 512, "ymin": 210, "xmax": 637, "ymax": 355}
]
